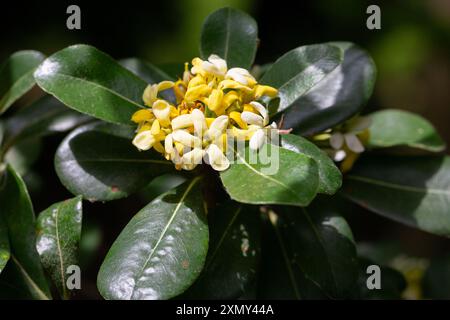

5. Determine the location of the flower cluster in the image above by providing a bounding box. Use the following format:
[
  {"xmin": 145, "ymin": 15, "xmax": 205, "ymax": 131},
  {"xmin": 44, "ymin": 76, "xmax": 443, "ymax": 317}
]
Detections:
[
  {"xmin": 314, "ymin": 116, "xmax": 371, "ymax": 173},
  {"xmin": 131, "ymin": 55, "xmax": 278, "ymax": 171}
]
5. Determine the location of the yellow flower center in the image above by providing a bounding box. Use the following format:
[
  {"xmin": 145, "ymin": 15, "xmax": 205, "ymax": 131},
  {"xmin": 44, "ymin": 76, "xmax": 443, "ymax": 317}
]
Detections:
[{"xmin": 131, "ymin": 54, "xmax": 278, "ymax": 171}]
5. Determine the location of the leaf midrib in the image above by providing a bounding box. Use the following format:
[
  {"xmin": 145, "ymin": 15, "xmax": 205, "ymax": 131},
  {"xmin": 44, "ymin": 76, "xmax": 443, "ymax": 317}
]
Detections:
[
  {"xmin": 0, "ymin": 69, "xmax": 35, "ymax": 113},
  {"xmin": 204, "ymin": 205, "xmax": 241, "ymax": 270},
  {"xmin": 11, "ymin": 255, "xmax": 50, "ymax": 300},
  {"xmin": 54, "ymin": 202, "xmax": 67, "ymax": 299},
  {"xmin": 131, "ymin": 177, "xmax": 201, "ymax": 295},
  {"xmin": 235, "ymin": 149, "xmax": 302, "ymax": 201},
  {"xmin": 346, "ymin": 175, "xmax": 450, "ymax": 196},
  {"xmin": 40, "ymin": 72, "xmax": 144, "ymax": 110},
  {"xmin": 300, "ymin": 208, "xmax": 339, "ymax": 296}
]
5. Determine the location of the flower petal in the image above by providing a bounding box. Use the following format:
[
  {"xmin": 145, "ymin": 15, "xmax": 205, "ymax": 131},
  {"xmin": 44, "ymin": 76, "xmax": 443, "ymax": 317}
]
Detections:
[
  {"xmin": 191, "ymin": 108, "xmax": 207, "ymax": 137},
  {"xmin": 205, "ymin": 143, "xmax": 230, "ymax": 171},
  {"xmin": 152, "ymin": 100, "xmax": 171, "ymax": 126},
  {"xmin": 241, "ymin": 111, "xmax": 264, "ymax": 127},
  {"xmin": 171, "ymin": 114, "xmax": 193, "ymax": 130},
  {"xmin": 132, "ymin": 130, "xmax": 155, "ymax": 151},
  {"xmin": 250, "ymin": 101, "xmax": 269, "ymax": 126},
  {"xmin": 249, "ymin": 128, "xmax": 266, "ymax": 150},
  {"xmin": 344, "ymin": 133, "xmax": 365, "ymax": 153},
  {"xmin": 172, "ymin": 129, "xmax": 202, "ymax": 147},
  {"xmin": 206, "ymin": 115, "xmax": 229, "ymax": 139},
  {"xmin": 330, "ymin": 132, "xmax": 344, "ymax": 150}
]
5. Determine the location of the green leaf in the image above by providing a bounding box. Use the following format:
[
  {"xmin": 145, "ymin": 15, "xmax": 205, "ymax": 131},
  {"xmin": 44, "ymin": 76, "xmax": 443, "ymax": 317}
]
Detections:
[
  {"xmin": 55, "ymin": 121, "xmax": 174, "ymax": 202},
  {"xmin": 342, "ymin": 155, "xmax": 450, "ymax": 236},
  {"xmin": 0, "ymin": 51, "xmax": 45, "ymax": 115},
  {"xmin": 34, "ymin": 45, "xmax": 147, "ymax": 125},
  {"xmin": 220, "ymin": 144, "xmax": 319, "ymax": 206},
  {"xmin": 257, "ymin": 200, "xmax": 358, "ymax": 299},
  {"xmin": 184, "ymin": 201, "xmax": 260, "ymax": 299},
  {"xmin": 0, "ymin": 215, "xmax": 10, "ymax": 274},
  {"xmin": 261, "ymin": 42, "xmax": 376, "ymax": 135},
  {"xmin": 368, "ymin": 109, "xmax": 446, "ymax": 152},
  {"xmin": 200, "ymin": 7, "xmax": 258, "ymax": 69},
  {"xmin": 1, "ymin": 95, "xmax": 89, "ymax": 152},
  {"xmin": 422, "ymin": 254, "xmax": 450, "ymax": 299},
  {"xmin": 97, "ymin": 177, "xmax": 208, "ymax": 300},
  {"xmin": 279, "ymin": 134, "xmax": 342, "ymax": 194},
  {"xmin": 36, "ymin": 196, "xmax": 82, "ymax": 300},
  {"xmin": 0, "ymin": 165, "xmax": 51, "ymax": 299}
]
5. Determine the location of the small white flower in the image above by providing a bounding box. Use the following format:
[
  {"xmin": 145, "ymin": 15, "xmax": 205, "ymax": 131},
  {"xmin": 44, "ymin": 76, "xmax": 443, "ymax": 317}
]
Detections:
[
  {"xmin": 330, "ymin": 116, "xmax": 371, "ymax": 155},
  {"xmin": 200, "ymin": 54, "xmax": 228, "ymax": 77},
  {"xmin": 172, "ymin": 130, "xmax": 202, "ymax": 148},
  {"xmin": 181, "ymin": 148, "xmax": 205, "ymax": 170},
  {"xmin": 250, "ymin": 101, "xmax": 269, "ymax": 126},
  {"xmin": 191, "ymin": 108, "xmax": 207, "ymax": 137},
  {"xmin": 171, "ymin": 114, "xmax": 193, "ymax": 130},
  {"xmin": 132, "ymin": 130, "xmax": 155, "ymax": 151},
  {"xmin": 226, "ymin": 67, "xmax": 255, "ymax": 85},
  {"xmin": 206, "ymin": 115, "xmax": 228, "ymax": 140},
  {"xmin": 241, "ymin": 111, "xmax": 264, "ymax": 127},
  {"xmin": 152, "ymin": 100, "xmax": 172, "ymax": 126},
  {"xmin": 249, "ymin": 128, "xmax": 266, "ymax": 150},
  {"xmin": 205, "ymin": 144, "xmax": 230, "ymax": 171}
]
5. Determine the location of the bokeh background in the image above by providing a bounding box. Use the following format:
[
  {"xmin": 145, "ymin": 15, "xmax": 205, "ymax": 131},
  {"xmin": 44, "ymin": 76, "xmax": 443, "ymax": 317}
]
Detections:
[{"xmin": 1, "ymin": 0, "xmax": 450, "ymax": 299}]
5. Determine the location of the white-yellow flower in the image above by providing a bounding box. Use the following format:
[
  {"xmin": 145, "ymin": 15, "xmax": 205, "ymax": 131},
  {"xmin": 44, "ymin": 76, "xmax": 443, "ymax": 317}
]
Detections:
[
  {"xmin": 132, "ymin": 130, "xmax": 155, "ymax": 151},
  {"xmin": 131, "ymin": 54, "xmax": 279, "ymax": 172},
  {"xmin": 143, "ymin": 81, "xmax": 174, "ymax": 107}
]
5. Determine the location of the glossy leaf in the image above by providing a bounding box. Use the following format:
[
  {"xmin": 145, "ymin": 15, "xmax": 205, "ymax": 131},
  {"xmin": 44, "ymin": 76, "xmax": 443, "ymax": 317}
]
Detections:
[
  {"xmin": 257, "ymin": 200, "xmax": 358, "ymax": 299},
  {"xmin": 185, "ymin": 201, "xmax": 260, "ymax": 299},
  {"xmin": 261, "ymin": 42, "xmax": 376, "ymax": 135},
  {"xmin": 200, "ymin": 7, "xmax": 258, "ymax": 69},
  {"xmin": 368, "ymin": 109, "xmax": 445, "ymax": 152},
  {"xmin": 279, "ymin": 134, "xmax": 342, "ymax": 194},
  {"xmin": 342, "ymin": 155, "xmax": 450, "ymax": 236},
  {"xmin": 0, "ymin": 50, "xmax": 45, "ymax": 115},
  {"xmin": 97, "ymin": 178, "xmax": 208, "ymax": 300},
  {"xmin": 36, "ymin": 196, "xmax": 83, "ymax": 300},
  {"xmin": 0, "ymin": 215, "xmax": 9, "ymax": 274},
  {"xmin": 34, "ymin": 45, "xmax": 147, "ymax": 125},
  {"xmin": 2, "ymin": 95, "xmax": 89, "ymax": 151},
  {"xmin": 55, "ymin": 122, "xmax": 174, "ymax": 201},
  {"xmin": 0, "ymin": 165, "xmax": 50, "ymax": 299},
  {"xmin": 220, "ymin": 144, "xmax": 319, "ymax": 206}
]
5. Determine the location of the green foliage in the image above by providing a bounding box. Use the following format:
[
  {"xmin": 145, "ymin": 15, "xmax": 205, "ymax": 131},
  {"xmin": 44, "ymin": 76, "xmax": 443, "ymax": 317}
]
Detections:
[
  {"xmin": 342, "ymin": 155, "xmax": 450, "ymax": 236},
  {"xmin": 0, "ymin": 165, "xmax": 50, "ymax": 299},
  {"xmin": 0, "ymin": 6, "xmax": 448, "ymax": 300},
  {"xmin": 34, "ymin": 45, "xmax": 147, "ymax": 125},
  {"xmin": 184, "ymin": 201, "xmax": 260, "ymax": 299},
  {"xmin": 0, "ymin": 51, "xmax": 45, "ymax": 115},
  {"xmin": 258, "ymin": 200, "xmax": 358, "ymax": 299},
  {"xmin": 54, "ymin": 122, "xmax": 174, "ymax": 201},
  {"xmin": 36, "ymin": 197, "xmax": 83, "ymax": 300},
  {"xmin": 261, "ymin": 42, "xmax": 376, "ymax": 135},
  {"xmin": 368, "ymin": 109, "xmax": 446, "ymax": 152},
  {"xmin": 200, "ymin": 7, "xmax": 258, "ymax": 69},
  {"xmin": 97, "ymin": 178, "xmax": 208, "ymax": 300},
  {"xmin": 220, "ymin": 144, "xmax": 320, "ymax": 206}
]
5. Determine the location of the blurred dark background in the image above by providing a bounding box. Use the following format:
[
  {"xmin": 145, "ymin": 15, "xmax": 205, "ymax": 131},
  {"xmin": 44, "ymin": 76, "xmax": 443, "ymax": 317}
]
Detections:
[{"xmin": 1, "ymin": 0, "xmax": 450, "ymax": 299}]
